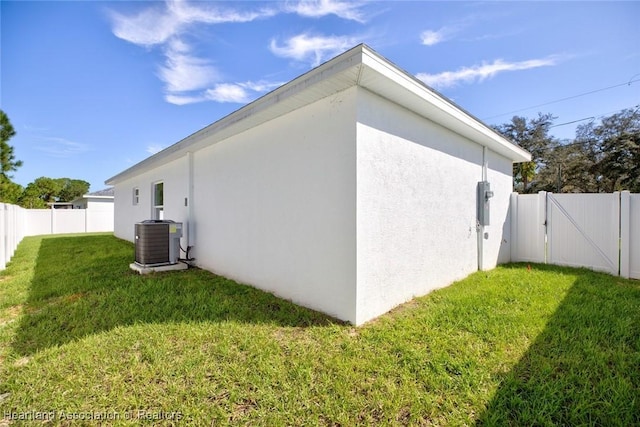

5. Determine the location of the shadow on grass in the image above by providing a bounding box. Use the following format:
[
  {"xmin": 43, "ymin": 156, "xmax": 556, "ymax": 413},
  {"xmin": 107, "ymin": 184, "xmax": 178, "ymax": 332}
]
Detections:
[
  {"xmin": 478, "ymin": 265, "xmax": 640, "ymax": 425},
  {"xmin": 13, "ymin": 235, "xmax": 337, "ymax": 356}
]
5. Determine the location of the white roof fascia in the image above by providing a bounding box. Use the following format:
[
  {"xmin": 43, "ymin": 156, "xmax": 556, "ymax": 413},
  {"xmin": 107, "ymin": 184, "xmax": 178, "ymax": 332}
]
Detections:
[
  {"xmin": 70, "ymin": 194, "xmax": 113, "ymax": 205},
  {"xmin": 106, "ymin": 44, "xmax": 530, "ymax": 185},
  {"xmin": 106, "ymin": 47, "xmax": 364, "ymax": 185},
  {"xmin": 358, "ymin": 47, "xmax": 531, "ymax": 163}
]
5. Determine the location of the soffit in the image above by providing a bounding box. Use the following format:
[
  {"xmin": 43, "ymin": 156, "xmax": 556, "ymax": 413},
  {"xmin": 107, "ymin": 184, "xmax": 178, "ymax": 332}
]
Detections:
[{"xmin": 106, "ymin": 45, "xmax": 529, "ymax": 185}]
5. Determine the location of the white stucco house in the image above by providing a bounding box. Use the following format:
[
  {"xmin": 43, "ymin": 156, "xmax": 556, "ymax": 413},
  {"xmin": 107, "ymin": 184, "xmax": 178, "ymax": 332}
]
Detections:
[
  {"xmin": 71, "ymin": 188, "xmax": 115, "ymax": 210},
  {"xmin": 106, "ymin": 44, "xmax": 530, "ymax": 325},
  {"xmin": 71, "ymin": 188, "xmax": 115, "ymax": 232}
]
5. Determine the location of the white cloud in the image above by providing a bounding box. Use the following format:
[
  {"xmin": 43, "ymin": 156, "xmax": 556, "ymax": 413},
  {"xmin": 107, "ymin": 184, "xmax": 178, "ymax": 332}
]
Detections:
[
  {"xmin": 146, "ymin": 144, "xmax": 167, "ymax": 155},
  {"xmin": 284, "ymin": 0, "xmax": 368, "ymax": 23},
  {"xmin": 109, "ymin": 6, "xmax": 179, "ymax": 46},
  {"xmin": 205, "ymin": 80, "xmax": 284, "ymax": 104},
  {"xmin": 162, "ymin": 79, "xmax": 283, "ymax": 105},
  {"xmin": 420, "ymin": 24, "xmax": 464, "ymax": 46},
  {"xmin": 420, "ymin": 23, "xmax": 469, "ymax": 46},
  {"xmin": 270, "ymin": 33, "xmax": 360, "ymax": 66},
  {"xmin": 420, "ymin": 14, "xmax": 521, "ymax": 46},
  {"xmin": 167, "ymin": 0, "xmax": 277, "ymax": 25},
  {"xmin": 108, "ymin": 0, "xmax": 277, "ymax": 103},
  {"xmin": 239, "ymin": 80, "xmax": 284, "ymax": 93},
  {"xmin": 109, "ymin": 0, "xmax": 275, "ymax": 47},
  {"xmin": 468, "ymin": 30, "xmax": 524, "ymax": 42},
  {"xmin": 420, "ymin": 30, "xmax": 444, "ymax": 46},
  {"xmin": 206, "ymin": 84, "xmax": 250, "ymax": 104},
  {"xmin": 109, "ymin": 1, "xmax": 370, "ymax": 105},
  {"xmin": 22, "ymin": 124, "xmax": 50, "ymax": 133},
  {"xmin": 164, "ymin": 93, "xmax": 207, "ymax": 105},
  {"xmin": 159, "ymin": 39, "xmax": 220, "ymax": 93},
  {"xmin": 35, "ymin": 137, "xmax": 91, "ymax": 158},
  {"xmin": 420, "ymin": 24, "xmax": 462, "ymax": 46},
  {"xmin": 416, "ymin": 56, "xmax": 561, "ymax": 89}
]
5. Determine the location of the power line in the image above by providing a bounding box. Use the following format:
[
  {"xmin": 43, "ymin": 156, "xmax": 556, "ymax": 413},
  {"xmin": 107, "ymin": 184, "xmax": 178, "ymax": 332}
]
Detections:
[
  {"xmin": 549, "ymin": 104, "xmax": 639, "ymax": 129},
  {"xmin": 483, "ymin": 78, "xmax": 640, "ymax": 121},
  {"xmin": 549, "ymin": 117, "xmax": 595, "ymax": 129}
]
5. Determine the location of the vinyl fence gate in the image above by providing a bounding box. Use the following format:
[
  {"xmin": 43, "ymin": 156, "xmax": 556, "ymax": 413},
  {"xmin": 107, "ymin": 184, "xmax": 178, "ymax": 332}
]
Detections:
[{"xmin": 511, "ymin": 191, "xmax": 639, "ymax": 279}]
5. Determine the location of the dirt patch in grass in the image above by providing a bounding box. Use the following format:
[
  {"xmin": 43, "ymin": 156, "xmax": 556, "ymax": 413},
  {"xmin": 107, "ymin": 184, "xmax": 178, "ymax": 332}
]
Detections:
[
  {"xmin": 0, "ymin": 304, "xmax": 23, "ymax": 326},
  {"xmin": 13, "ymin": 357, "xmax": 29, "ymax": 367},
  {"xmin": 65, "ymin": 292, "xmax": 86, "ymax": 303},
  {"xmin": 230, "ymin": 397, "xmax": 259, "ymax": 422}
]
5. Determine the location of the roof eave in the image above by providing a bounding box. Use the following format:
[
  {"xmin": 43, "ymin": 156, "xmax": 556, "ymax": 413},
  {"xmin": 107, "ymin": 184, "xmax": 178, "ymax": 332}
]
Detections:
[
  {"xmin": 358, "ymin": 47, "xmax": 531, "ymax": 163},
  {"xmin": 106, "ymin": 44, "xmax": 530, "ymax": 186},
  {"xmin": 105, "ymin": 45, "xmax": 368, "ymax": 185}
]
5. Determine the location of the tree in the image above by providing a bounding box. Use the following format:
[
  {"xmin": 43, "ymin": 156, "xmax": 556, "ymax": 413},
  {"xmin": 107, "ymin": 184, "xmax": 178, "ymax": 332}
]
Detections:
[
  {"xmin": 533, "ymin": 139, "xmax": 599, "ymax": 193},
  {"xmin": 19, "ymin": 177, "xmax": 61, "ymax": 208},
  {"xmin": 0, "ymin": 180, "xmax": 24, "ymax": 204},
  {"xmin": 0, "ymin": 110, "xmax": 23, "ymax": 202},
  {"xmin": 17, "ymin": 176, "xmax": 90, "ymax": 208},
  {"xmin": 57, "ymin": 178, "xmax": 90, "ymax": 202},
  {"xmin": 586, "ymin": 108, "xmax": 640, "ymax": 192},
  {"xmin": 496, "ymin": 109, "xmax": 639, "ymax": 194},
  {"xmin": 493, "ymin": 113, "xmax": 558, "ymax": 193}
]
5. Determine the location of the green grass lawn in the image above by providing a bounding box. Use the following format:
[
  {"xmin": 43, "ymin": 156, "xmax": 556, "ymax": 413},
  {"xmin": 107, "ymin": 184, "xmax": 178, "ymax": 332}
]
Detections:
[{"xmin": 0, "ymin": 234, "xmax": 638, "ymax": 426}]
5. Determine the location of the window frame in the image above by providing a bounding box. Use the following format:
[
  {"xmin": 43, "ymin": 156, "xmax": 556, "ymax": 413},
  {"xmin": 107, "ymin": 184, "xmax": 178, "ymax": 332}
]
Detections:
[{"xmin": 152, "ymin": 181, "xmax": 164, "ymax": 220}]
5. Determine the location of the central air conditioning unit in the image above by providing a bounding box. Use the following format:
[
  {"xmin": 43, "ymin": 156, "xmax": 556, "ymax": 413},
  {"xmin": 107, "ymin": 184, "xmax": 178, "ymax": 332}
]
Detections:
[{"xmin": 134, "ymin": 220, "xmax": 182, "ymax": 267}]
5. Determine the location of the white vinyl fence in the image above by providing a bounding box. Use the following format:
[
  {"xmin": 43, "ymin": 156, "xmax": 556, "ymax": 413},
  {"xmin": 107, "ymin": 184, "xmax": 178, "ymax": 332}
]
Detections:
[
  {"xmin": 0, "ymin": 204, "xmax": 25, "ymax": 270},
  {"xmin": 3, "ymin": 194, "xmax": 638, "ymax": 279},
  {"xmin": 0, "ymin": 203, "xmax": 114, "ymax": 270},
  {"xmin": 511, "ymin": 191, "xmax": 639, "ymax": 279},
  {"xmin": 622, "ymin": 193, "xmax": 640, "ymax": 279}
]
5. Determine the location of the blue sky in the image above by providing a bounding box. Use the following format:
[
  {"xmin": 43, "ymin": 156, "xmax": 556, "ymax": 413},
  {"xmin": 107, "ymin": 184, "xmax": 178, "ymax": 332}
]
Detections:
[{"xmin": 2, "ymin": 1, "xmax": 639, "ymax": 192}]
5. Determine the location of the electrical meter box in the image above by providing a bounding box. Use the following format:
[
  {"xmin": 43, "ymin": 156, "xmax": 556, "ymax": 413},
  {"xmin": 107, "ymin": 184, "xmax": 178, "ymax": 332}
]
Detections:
[{"xmin": 477, "ymin": 181, "xmax": 494, "ymax": 226}]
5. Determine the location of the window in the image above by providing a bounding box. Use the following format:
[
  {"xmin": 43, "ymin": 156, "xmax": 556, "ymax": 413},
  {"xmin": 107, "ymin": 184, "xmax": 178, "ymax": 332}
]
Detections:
[
  {"xmin": 153, "ymin": 181, "xmax": 164, "ymax": 220},
  {"xmin": 133, "ymin": 187, "xmax": 139, "ymax": 205}
]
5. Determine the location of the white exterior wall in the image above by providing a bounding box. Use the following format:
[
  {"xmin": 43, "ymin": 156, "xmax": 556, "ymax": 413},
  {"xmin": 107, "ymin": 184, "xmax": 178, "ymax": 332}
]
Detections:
[
  {"xmin": 86, "ymin": 199, "xmax": 115, "ymax": 232},
  {"xmin": 354, "ymin": 88, "xmax": 512, "ymax": 325},
  {"xmin": 483, "ymin": 149, "xmax": 515, "ymax": 268},
  {"xmin": 113, "ymin": 156, "xmax": 189, "ymax": 244},
  {"xmin": 86, "ymin": 199, "xmax": 113, "ymax": 211},
  {"xmin": 110, "ymin": 86, "xmax": 518, "ymax": 325},
  {"xmin": 191, "ymin": 89, "xmax": 357, "ymax": 322}
]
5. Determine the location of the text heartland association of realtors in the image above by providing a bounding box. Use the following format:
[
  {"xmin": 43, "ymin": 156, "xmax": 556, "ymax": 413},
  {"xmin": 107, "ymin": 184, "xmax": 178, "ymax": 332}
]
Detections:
[{"xmin": 3, "ymin": 410, "xmax": 184, "ymax": 421}]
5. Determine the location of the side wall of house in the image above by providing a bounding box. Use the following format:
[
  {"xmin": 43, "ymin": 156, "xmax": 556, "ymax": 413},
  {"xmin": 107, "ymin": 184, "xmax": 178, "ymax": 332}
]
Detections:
[
  {"xmin": 191, "ymin": 88, "xmax": 358, "ymax": 323},
  {"xmin": 355, "ymin": 88, "xmax": 513, "ymax": 325},
  {"xmin": 113, "ymin": 156, "xmax": 189, "ymax": 243},
  {"xmin": 483, "ymin": 150, "xmax": 515, "ymax": 267}
]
